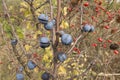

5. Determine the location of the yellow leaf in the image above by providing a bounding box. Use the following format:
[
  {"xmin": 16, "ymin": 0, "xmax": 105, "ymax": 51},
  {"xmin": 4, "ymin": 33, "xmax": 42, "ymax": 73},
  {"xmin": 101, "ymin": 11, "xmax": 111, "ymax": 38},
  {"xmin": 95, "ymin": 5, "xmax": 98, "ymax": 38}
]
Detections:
[
  {"xmin": 9, "ymin": 6, "xmax": 13, "ymax": 10},
  {"xmin": 33, "ymin": 34, "xmax": 37, "ymax": 39},
  {"xmin": 60, "ymin": 20, "xmax": 69, "ymax": 29},
  {"xmin": 36, "ymin": 30, "xmax": 42, "ymax": 34},
  {"xmin": 73, "ymin": 70, "xmax": 79, "ymax": 75},
  {"xmin": 43, "ymin": 54, "xmax": 49, "ymax": 62},
  {"xmin": 45, "ymin": 47, "xmax": 53, "ymax": 59},
  {"xmin": 42, "ymin": 47, "xmax": 53, "ymax": 67},
  {"xmin": 58, "ymin": 66, "xmax": 66, "ymax": 75},
  {"xmin": 73, "ymin": 78, "xmax": 77, "ymax": 80},
  {"xmin": 33, "ymin": 0, "xmax": 41, "ymax": 7},
  {"xmin": 105, "ymin": 51, "xmax": 109, "ymax": 56},
  {"xmin": 20, "ymin": 2, "xmax": 28, "ymax": 8},
  {"xmin": 79, "ymin": 64, "xmax": 84, "ymax": 68},
  {"xmin": 25, "ymin": 45, "xmax": 32, "ymax": 51},
  {"xmin": 64, "ymin": 22, "xmax": 69, "ymax": 28},
  {"xmin": 64, "ymin": 58, "xmax": 71, "ymax": 63},
  {"xmin": 26, "ymin": 22, "xmax": 32, "ymax": 30},
  {"xmin": 62, "ymin": 7, "xmax": 68, "ymax": 16},
  {"xmin": 20, "ymin": 8, "xmax": 26, "ymax": 12},
  {"xmin": 8, "ymin": 64, "xmax": 12, "ymax": 70},
  {"xmin": 42, "ymin": 54, "xmax": 52, "ymax": 68},
  {"xmin": 34, "ymin": 67, "xmax": 39, "ymax": 73},
  {"xmin": 71, "ymin": 63, "xmax": 77, "ymax": 67}
]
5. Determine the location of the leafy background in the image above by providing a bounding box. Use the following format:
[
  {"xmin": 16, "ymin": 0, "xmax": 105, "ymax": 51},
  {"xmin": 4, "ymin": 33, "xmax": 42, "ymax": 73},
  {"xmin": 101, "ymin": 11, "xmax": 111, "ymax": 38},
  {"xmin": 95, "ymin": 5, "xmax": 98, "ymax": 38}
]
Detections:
[{"xmin": 0, "ymin": 0, "xmax": 120, "ymax": 80}]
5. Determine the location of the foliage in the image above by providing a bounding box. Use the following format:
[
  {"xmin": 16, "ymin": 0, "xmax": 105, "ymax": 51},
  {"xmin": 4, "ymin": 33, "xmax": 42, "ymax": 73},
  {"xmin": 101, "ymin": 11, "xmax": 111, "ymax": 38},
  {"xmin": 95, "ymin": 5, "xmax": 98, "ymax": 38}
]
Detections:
[{"xmin": 0, "ymin": 0, "xmax": 120, "ymax": 80}]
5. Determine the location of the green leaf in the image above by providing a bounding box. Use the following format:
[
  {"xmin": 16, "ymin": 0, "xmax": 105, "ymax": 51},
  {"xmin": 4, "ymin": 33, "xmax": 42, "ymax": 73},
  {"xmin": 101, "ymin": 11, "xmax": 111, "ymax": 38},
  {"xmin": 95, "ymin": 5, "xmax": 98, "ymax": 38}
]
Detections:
[
  {"xmin": 16, "ymin": 27, "xmax": 24, "ymax": 39},
  {"xmin": 3, "ymin": 21, "xmax": 12, "ymax": 38}
]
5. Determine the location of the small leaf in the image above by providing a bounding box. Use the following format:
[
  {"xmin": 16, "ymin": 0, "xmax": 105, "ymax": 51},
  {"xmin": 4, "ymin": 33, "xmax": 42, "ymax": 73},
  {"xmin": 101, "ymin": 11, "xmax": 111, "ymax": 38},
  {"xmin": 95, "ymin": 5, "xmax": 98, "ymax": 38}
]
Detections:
[
  {"xmin": 25, "ymin": 45, "xmax": 32, "ymax": 51},
  {"xmin": 62, "ymin": 7, "xmax": 68, "ymax": 16},
  {"xmin": 42, "ymin": 47, "xmax": 53, "ymax": 63},
  {"xmin": 58, "ymin": 66, "xmax": 66, "ymax": 75},
  {"xmin": 20, "ymin": 2, "xmax": 29, "ymax": 8},
  {"xmin": 26, "ymin": 22, "xmax": 32, "ymax": 30},
  {"xmin": 73, "ymin": 70, "xmax": 79, "ymax": 75},
  {"xmin": 8, "ymin": 64, "xmax": 12, "ymax": 70},
  {"xmin": 16, "ymin": 27, "xmax": 24, "ymax": 39},
  {"xmin": 34, "ymin": 67, "xmax": 39, "ymax": 73},
  {"xmin": 60, "ymin": 20, "xmax": 69, "ymax": 29},
  {"xmin": 20, "ymin": 8, "xmax": 26, "ymax": 12}
]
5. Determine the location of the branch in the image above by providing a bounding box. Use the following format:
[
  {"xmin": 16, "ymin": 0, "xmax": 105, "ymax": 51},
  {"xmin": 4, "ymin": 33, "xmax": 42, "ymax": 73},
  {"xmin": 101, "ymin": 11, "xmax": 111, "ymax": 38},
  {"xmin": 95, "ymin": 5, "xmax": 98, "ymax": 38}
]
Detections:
[
  {"xmin": 69, "ymin": 59, "xmax": 96, "ymax": 79},
  {"xmin": 80, "ymin": 0, "xmax": 83, "ymax": 29},
  {"xmin": 12, "ymin": 46, "xmax": 31, "ymax": 79},
  {"xmin": 24, "ymin": 0, "xmax": 36, "ymax": 21},
  {"xmin": 56, "ymin": 0, "xmax": 61, "ymax": 32},
  {"xmin": 98, "ymin": 73, "xmax": 120, "ymax": 76},
  {"xmin": 49, "ymin": 0, "xmax": 56, "ymax": 45},
  {"xmin": 66, "ymin": 0, "xmax": 84, "ymax": 55},
  {"xmin": 35, "ymin": 0, "xmax": 49, "ymax": 10},
  {"xmin": 52, "ymin": 0, "xmax": 62, "ymax": 80},
  {"xmin": 67, "ymin": 35, "xmax": 83, "ymax": 55}
]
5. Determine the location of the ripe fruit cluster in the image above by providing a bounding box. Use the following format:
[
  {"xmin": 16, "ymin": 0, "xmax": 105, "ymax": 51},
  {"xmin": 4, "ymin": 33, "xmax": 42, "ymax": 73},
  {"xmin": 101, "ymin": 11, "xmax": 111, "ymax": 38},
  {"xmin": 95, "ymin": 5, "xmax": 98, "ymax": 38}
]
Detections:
[
  {"xmin": 38, "ymin": 14, "xmax": 56, "ymax": 30},
  {"xmin": 82, "ymin": 24, "xmax": 95, "ymax": 32},
  {"xmin": 9, "ymin": 1, "xmax": 119, "ymax": 80},
  {"xmin": 38, "ymin": 14, "xmax": 73, "ymax": 79},
  {"xmin": 38, "ymin": 14, "xmax": 73, "ymax": 48}
]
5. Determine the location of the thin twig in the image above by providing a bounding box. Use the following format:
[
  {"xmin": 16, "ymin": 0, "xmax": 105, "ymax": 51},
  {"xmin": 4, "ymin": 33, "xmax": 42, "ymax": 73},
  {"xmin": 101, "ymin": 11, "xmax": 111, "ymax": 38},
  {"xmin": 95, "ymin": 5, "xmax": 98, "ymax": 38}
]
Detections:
[{"xmin": 35, "ymin": 0, "xmax": 49, "ymax": 10}]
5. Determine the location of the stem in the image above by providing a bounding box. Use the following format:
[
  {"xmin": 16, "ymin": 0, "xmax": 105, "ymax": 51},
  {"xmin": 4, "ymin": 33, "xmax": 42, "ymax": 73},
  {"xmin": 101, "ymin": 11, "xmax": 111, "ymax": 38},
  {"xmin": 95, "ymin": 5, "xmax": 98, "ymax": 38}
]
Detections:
[
  {"xmin": 12, "ymin": 46, "xmax": 31, "ymax": 79},
  {"xmin": 49, "ymin": 0, "xmax": 55, "ymax": 45},
  {"xmin": 80, "ymin": 0, "xmax": 83, "ymax": 29},
  {"xmin": 56, "ymin": 0, "xmax": 61, "ymax": 32},
  {"xmin": 52, "ymin": 0, "xmax": 61, "ymax": 80}
]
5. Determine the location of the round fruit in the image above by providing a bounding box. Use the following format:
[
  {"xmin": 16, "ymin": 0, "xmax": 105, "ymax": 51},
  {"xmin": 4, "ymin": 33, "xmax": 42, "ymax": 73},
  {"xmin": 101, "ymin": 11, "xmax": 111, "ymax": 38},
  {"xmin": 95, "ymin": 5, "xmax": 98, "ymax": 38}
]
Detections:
[
  {"xmin": 27, "ymin": 60, "xmax": 36, "ymax": 70},
  {"xmin": 41, "ymin": 72, "xmax": 50, "ymax": 80},
  {"xmin": 44, "ymin": 19, "xmax": 56, "ymax": 30},
  {"xmin": 38, "ymin": 14, "xmax": 49, "ymax": 24},
  {"xmin": 83, "ymin": 2, "xmax": 89, "ymax": 7},
  {"xmin": 16, "ymin": 73, "xmax": 24, "ymax": 80},
  {"xmin": 82, "ymin": 24, "xmax": 91, "ymax": 32},
  {"xmin": 61, "ymin": 34, "xmax": 73, "ymax": 45},
  {"xmin": 11, "ymin": 39, "xmax": 18, "ymax": 45},
  {"xmin": 40, "ymin": 37, "xmax": 50, "ymax": 48},
  {"xmin": 110, "ymin": 43, "xmax": 119, "ymax": 50},
  {"xmin": 57, "ymin": 52, "xmax": 67, "ymax": 62},
  {"xmin": 89, "ymin": 25, "xmax": 95, "ymax": 32},
  {"xmin": 114, "ymin": 50, "xmax": 119, "ymax": 54}
]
